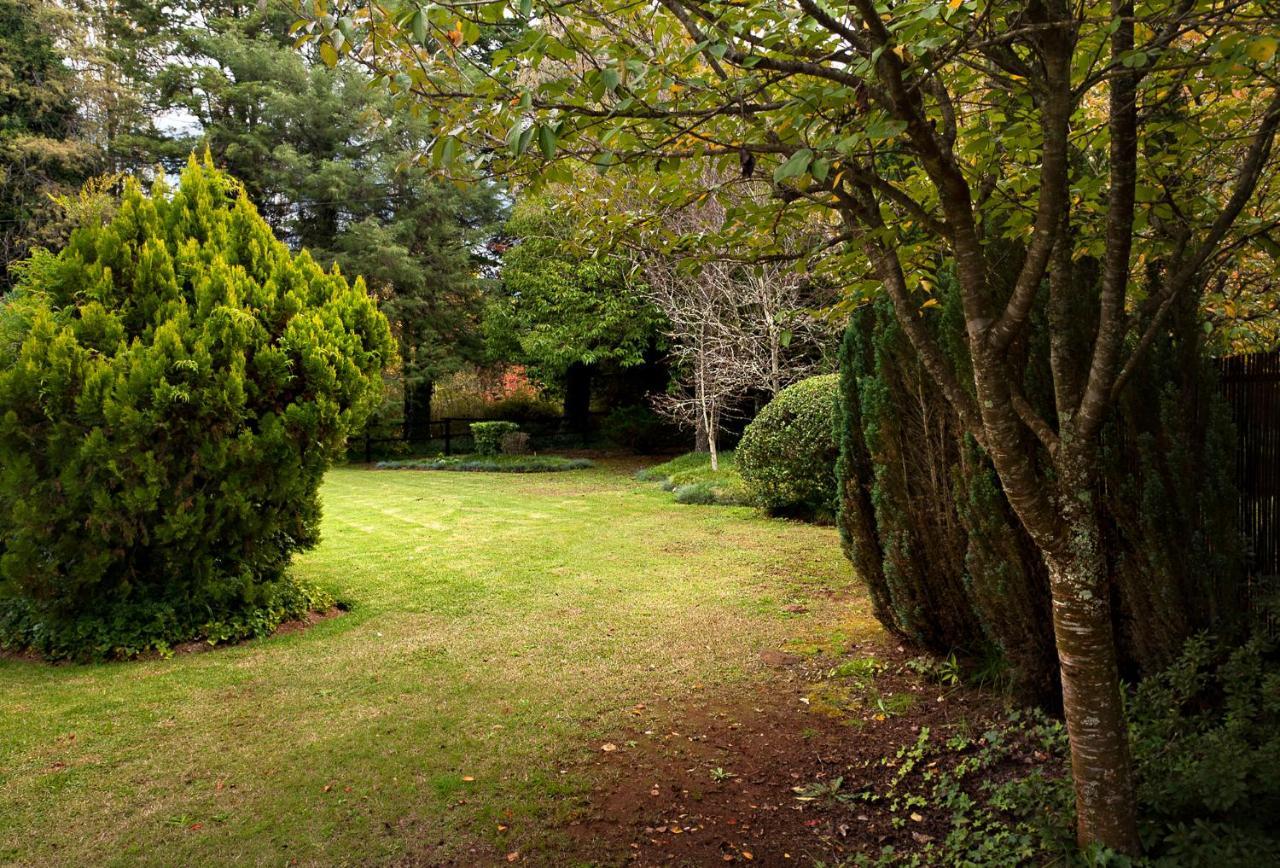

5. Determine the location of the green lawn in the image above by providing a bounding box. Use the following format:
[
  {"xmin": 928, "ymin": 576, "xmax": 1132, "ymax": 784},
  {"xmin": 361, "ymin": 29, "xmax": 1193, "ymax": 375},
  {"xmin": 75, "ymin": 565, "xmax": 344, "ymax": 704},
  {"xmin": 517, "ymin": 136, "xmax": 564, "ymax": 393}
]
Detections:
[{"xmin": 0, "ymin": 460, "xmax": 873, "ymax": 866}]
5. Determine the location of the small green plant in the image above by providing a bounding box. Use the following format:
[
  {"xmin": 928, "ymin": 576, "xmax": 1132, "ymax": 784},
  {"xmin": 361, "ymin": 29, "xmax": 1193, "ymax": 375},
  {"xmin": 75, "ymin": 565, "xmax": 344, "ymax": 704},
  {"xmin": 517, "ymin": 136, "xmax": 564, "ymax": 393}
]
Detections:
[
  {"xmin": 470, "ymin": 421, "xmax": 521, "ymax": 455},
  {"xmin": 636, "ymin": 451, "xmax": 754, "ymax": 505},
  {"xmin": 904, "ymin": 652, "xmax": 962, "ymax": 687},
  {"xmin": 709, "ymin": 767, "xmax": 737, "ymax": 782},
  {"xmin": 793, "ymin": 776, "xmax": 854, "ymax": 807},
  {"xmin": 831, "ymin": 656, "xmax": 885, "ymax": 684}
]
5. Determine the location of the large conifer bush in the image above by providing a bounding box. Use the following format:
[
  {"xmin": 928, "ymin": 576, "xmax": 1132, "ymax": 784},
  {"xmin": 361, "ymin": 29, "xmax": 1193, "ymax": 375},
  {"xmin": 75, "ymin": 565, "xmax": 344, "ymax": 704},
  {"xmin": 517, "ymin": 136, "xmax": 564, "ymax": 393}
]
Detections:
[
  {"xmin": 835, "ymin": 277, "xmax": 1243, "ymax": 701},
  {"xmin": 0, "ymin": 156, "xmax": 394, "ymax": 659}
]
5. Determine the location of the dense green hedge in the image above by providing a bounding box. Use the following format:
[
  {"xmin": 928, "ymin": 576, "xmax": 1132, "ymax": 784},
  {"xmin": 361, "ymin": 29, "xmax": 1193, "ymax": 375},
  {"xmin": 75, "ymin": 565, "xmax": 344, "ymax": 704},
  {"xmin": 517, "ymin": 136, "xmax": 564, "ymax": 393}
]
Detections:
[
  {"xmin": 470, "ymin": 420, "xmax": 520, "ymax": 455},
  {"xmin": 736, "ymin": 375, "xmax": 840, "ymax": 515},
  {"xmin": 0, "ymin": 156, "xmax": 393, "ymax": 660}
]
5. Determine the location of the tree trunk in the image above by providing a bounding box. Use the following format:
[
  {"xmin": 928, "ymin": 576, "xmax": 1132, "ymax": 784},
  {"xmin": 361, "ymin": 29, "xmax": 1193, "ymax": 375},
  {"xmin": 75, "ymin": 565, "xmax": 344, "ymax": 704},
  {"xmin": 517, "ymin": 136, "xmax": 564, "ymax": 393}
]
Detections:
[
  {"xmin": 1044, "ymin": 458, "xmax": 1140, "ymax": 853},
  {"xmin": 563, "ymin": 361, "xmax": 593, "ymax": 436},
  {"xmin": 706, "ymin": 402, "xmax": 719, "ymax": 471},
  {"xmin": 404, "ymin": 378, "xmax": 434, "ymax": 443},
  {"xmin": 694, "ymin": 415, "xmax": 710, "ymax": 452}
]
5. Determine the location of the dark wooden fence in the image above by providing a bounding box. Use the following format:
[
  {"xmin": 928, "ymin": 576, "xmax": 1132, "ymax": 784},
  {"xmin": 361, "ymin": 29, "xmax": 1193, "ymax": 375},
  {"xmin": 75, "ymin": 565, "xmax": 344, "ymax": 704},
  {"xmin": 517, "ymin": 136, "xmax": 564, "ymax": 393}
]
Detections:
[
  {"xmin": 1220, "ymin": 350, "xmax": 1280, "ymax": 585},
  {"xmin": 358, "ymin": 414, "xmax": 603, "ymax": 463}
]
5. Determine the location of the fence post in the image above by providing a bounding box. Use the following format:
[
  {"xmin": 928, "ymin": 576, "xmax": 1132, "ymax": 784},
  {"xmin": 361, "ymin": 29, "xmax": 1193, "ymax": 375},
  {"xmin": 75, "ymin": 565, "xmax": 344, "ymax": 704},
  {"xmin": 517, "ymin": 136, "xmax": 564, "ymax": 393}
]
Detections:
[
  {"xmin": 364, "ymin": 432, "xmax": 372, "ymax": 464},
  {"xmin": 444, "ymin": 419, "xmax": 452, "ymax": 456}
]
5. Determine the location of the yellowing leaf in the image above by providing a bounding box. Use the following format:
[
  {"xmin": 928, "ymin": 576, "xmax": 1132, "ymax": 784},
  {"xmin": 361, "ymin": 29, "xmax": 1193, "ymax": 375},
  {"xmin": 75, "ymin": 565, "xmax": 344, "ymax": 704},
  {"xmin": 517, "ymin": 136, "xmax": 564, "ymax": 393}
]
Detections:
[{"xmin": 1247, "ymin": 37, "xmax": 1277, "ymax": 63}]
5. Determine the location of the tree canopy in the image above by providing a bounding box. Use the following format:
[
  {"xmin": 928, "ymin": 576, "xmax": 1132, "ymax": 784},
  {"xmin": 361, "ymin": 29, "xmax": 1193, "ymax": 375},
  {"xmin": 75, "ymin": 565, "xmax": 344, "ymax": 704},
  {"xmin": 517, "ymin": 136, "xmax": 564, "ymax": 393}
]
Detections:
[{"xmin": 487, "ymin": 199, "xmax": 663, "ymax": 381}]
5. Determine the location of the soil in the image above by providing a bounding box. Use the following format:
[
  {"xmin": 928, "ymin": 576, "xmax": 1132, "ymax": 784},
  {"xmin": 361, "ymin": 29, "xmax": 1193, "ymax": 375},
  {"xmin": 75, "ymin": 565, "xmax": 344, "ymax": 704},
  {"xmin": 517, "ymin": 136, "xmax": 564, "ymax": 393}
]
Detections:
[{"xmin": 558, "ymin": 641, "xmax": 1022, "ymax": 867}]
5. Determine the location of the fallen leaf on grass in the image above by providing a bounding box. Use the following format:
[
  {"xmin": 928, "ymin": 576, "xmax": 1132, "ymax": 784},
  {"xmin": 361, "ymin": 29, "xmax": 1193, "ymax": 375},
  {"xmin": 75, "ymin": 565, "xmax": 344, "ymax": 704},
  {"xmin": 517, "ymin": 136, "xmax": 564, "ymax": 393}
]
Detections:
[
  {"xmin": 462, "ymin": 776, "xmax": 475, "ymax": 782},
  {"xmin": 506, "ymin": 852, "xmax": 519, "ymax": 862},
  {"xmin": 601, "ymin": 743, "xmax": 617, "ymax": 752},
  {"xmin": 910, "ymin": 812, "xmax": 924, "ymax": 822}
]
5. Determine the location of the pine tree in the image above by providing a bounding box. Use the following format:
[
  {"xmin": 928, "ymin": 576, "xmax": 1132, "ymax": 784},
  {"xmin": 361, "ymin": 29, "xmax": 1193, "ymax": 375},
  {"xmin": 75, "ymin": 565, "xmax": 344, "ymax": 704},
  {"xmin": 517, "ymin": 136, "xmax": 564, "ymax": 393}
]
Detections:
[{"xmin": 0, "ymin": 0, "xmax": 96, "ymax": 289}]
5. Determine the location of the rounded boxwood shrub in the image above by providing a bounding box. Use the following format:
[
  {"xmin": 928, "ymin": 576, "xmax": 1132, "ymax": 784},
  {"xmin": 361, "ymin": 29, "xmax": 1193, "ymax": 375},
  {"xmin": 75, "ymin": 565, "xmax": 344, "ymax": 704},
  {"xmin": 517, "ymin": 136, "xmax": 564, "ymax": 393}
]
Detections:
[
  {"xmin": 736, "ymin": 374, "xmax": 840, "ymax": 515},
  {"xmin": 0, "ymin": 156, "xmax": 393, "ymax": 660}
]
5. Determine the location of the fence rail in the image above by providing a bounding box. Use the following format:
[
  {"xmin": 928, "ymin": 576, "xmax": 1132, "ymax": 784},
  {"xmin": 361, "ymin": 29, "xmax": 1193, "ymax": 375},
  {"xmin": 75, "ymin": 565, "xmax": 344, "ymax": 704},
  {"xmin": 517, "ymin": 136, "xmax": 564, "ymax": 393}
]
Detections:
[
  {"xmin": 358, "ymin": 414, "xmax": 603, "ymax": 463},
  {"xmin": 1220, "ymin": 350, "xmax": 1280, "ymax": 583}
]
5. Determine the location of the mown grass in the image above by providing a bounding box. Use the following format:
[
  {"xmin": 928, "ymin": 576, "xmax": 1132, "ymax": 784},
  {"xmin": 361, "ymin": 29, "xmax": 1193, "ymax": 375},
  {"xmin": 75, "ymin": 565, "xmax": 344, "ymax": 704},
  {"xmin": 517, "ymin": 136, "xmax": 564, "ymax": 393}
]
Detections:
[
  {"xmin": 0, "ymin": 459, "xmax": 872, "ymax": 865},
  {"xmin": 634, "ymin": 450, "xmax": 755, "ymax": 505}
]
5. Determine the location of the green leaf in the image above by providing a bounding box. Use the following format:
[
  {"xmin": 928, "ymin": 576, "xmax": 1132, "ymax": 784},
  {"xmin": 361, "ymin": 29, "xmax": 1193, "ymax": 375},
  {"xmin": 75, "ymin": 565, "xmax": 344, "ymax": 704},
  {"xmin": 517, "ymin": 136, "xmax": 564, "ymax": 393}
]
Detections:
[
  {"xmin": 318, "ymin": 41, "xmax": 338, "ymax": 67},
  {"xmin": 537, "ymin": 125, "xmax": 557, "ymax": 159},
  {"xmin": 412, "ymin": 8, "xmax": 427, "ymax": 44},
  {"xmin": 773, "ymin": 148, "xmax": 813, "ymax": 182}
]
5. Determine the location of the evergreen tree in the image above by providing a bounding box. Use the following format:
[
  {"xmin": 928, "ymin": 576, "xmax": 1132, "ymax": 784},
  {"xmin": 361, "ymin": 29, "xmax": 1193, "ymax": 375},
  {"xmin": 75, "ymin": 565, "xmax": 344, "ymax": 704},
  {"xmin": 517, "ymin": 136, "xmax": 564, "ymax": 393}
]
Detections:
[
  {"xmin": 84, "ymin": 0, "xmax": 503, "ymax": 436},
  {"xmin": 0, "ymin": 156, "xmax": 393, "ymax": 659},
  {"xmin": 0, "ymin": 0, "xmax": 96, "ymax": 289}
]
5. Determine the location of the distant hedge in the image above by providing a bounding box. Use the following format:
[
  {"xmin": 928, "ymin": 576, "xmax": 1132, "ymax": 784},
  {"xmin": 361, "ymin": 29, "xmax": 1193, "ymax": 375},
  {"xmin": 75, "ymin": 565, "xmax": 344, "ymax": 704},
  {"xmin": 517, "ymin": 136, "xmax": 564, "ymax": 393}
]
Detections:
[
  {"xmin": 470, "ymin": 421, "xmax": 520, "ymax": 455},
  {"xmin": 0, "ymin": 156, "xmax": 393, "ymax": 660},
  {"xmin": 736, "ymin": 375, "xmax": 840, "ymax": 515}
]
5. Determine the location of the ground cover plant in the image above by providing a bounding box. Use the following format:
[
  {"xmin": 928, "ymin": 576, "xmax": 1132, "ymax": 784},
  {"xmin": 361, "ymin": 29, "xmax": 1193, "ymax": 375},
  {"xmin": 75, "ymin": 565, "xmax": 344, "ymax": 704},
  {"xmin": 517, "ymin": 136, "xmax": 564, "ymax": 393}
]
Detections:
[
  {"xmin": 0, "ymin": 156, "xmax": 392, "ymax": 661},
  {"xmin": 635, "ymin": 451, "xmax": 754, "ymax": 506},
  {"xmin": 375, "ymin": 454, "xmax": 593, "ymax": 473},
  {"xmin": 0, "ymin": 461, "xmax": 860, "ymax": 865}
]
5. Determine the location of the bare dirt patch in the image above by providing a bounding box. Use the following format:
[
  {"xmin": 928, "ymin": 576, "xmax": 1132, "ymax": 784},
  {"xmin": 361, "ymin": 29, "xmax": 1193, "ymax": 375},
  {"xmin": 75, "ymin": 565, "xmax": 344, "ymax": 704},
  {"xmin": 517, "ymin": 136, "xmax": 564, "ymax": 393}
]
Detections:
[{"xmin": 561, "ymin": 642, "xmax": 1021, "ymax": 866}]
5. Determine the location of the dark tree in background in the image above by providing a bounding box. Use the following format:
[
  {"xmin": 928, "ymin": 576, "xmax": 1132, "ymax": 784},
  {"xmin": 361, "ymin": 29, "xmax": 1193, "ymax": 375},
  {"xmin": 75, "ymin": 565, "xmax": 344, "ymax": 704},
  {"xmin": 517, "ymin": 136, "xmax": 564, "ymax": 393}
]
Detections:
[{"xmin": 0, "ymin": 0, "xmax": 96, "ymax": 290}]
